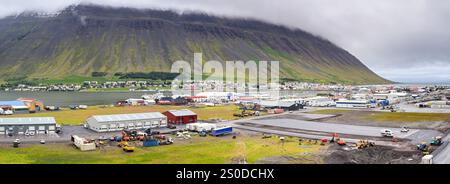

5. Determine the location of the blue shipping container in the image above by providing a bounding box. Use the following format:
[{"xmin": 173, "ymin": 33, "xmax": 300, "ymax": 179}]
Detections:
[
  {"xmin": 143, "ymin": 139, "xmax": 159, "ymax": 147},
  {"xmin": 211, "ymin": 127, "xmax": 233, "ymax": 136}
]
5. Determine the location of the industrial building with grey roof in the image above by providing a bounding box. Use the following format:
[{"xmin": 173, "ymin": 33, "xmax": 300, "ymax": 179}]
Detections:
[
  {"xmin": 85, "ymin": 112, "xmax": 167, "ymax": 132},
  {"xmin": 0, "ymin": 117, "xmax": 58, "ymax": 136}
]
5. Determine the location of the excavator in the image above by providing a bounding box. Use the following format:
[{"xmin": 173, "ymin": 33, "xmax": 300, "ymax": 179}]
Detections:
[
  {"xmin": 118, "ymin": 141, "xmax": 136, "ymax": 152},
  {"xmin": 233, "ymin": 110, "xmax": 260, "ymax": 117},
  {"xmin": 121, "ymin": 130, "xmax": 142, "ymax": 141},
  {"xmin": 431, "ymin": 136, "xmax": 443, "ymax": 146},
  {"xmin": 336, "ymin": 138, "xmax": 346, "ymax": 146},
  {"xmin": 330, "ymin": 133, "xmax": 346, "ymax": 146},
  {"xmin": 417, "ymin": 142, "xmax": 431, "ymax": 155},
  {"xmin": 356, "ymin": 140, "xmax": 375, "ymax": 149},
  {"xmin": 417, "ymin": 136, "xmax": 444, "ymax": 155}
]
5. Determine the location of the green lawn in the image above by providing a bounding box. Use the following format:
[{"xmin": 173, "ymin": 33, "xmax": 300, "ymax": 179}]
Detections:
[
  {"xmin": 25, "ymin": 75, "xmax": 119, "ymax": 85},
  {"xmin": 10, "ymin": 105, "xmax": 242, "ymax": 125},
  {"xmin": 365, "ymin": 112, "xmax": 450, "ymax": 122},
  {"xmin": 0, "ymin": 136, "xmax": 323, "ymax": 164},
  {"xmin": 309, "ymin": 109, "xmax": 353, "ymax": 114}
]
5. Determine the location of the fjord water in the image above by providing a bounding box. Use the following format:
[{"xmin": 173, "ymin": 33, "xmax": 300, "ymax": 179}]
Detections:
[
  {"xmin": 0, "ymin": 90, "xmax": 326, "ymax": 107},
  {"xmin": 0, "ymin": 91, "xmax": 151, "ymax": 107}
]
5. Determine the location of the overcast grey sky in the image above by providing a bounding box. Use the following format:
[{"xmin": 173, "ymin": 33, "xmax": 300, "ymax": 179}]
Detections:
[{"xmin": 0, "ymin": 0, "xmax": 449, "ymax": 83}]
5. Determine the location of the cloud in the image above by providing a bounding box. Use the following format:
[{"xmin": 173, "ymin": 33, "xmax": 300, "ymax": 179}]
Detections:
[
  {"xmin": 376, "ymin": 62, "xmax": 450, "ymax": 83},
  {"xmin": 0, "ymin": 0, "xmax": 449, "ymax": 83}
]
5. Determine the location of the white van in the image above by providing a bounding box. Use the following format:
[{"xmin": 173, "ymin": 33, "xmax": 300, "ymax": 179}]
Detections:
[{"xmin": 380, "ymin": 129, "xmax": 394, "ymax": 137}]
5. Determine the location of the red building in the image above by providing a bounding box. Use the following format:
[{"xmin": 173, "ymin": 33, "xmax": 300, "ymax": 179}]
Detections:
[{"xmin": 163, "ymin": 109, "xmax": 198, "ymax": 124}]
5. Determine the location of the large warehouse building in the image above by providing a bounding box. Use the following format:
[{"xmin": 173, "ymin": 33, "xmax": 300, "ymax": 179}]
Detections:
[
  {"xmin": 0, "ymin": 101, "xmax": 29, "ymax": 111},
  {"xmin": 163, "ymin": 109, "xmax": 197, "ymax": 124},
  {"xmin": 0, "ymin": 117, "xmax": 57, "ymax": 136},
  {"xmin": 259, "ymin": 100, "xmax": 304, "ymax": 111},
  {"xmin": 86, "ymin": 112, "xmax": 167, "ymax": 132}
]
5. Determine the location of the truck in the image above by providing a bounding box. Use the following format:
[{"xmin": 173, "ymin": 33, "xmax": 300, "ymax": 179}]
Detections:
[
  {"xmin": 186, "ymin": 123, "xmax": 217, "ymax": 132},
  {"xmin": 421, "ymin": 155, "xmax": 433, "ymax": 164},
  {"xmin": 233, "ymin": 110, "xmax": 260, "ymax": 117},
  {"xmin": 211, "ymin": 126, "xmax": 233, "ymax": 137},
  {"xmin": 0, "ymin": 108, "xmax": 13, "ymax": 115}
]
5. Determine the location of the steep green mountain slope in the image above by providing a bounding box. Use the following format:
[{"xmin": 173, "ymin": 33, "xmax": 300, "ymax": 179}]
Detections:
[{"xmin": 0, "ymin": 5, "xmax": 389, "ymax": 84}]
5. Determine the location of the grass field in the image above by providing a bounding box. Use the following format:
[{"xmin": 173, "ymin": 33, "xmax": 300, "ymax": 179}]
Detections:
[
  {"xmin": 309, "ymin": 109, "xmax": 353, "ymax": 114},
  {"xmin": 10, "ymin": 105, "xmax": 242, "ymax": 125},
  {"xmin": 364, "ymin": 112, "xmax": 450, "ymax": 122},
  {"xmin": 0, "ymin": 136, "xmax": 323, "ymax": 164},
  {"xmin": 310, "ymin": 109, "xmax": 450, "ymax": 122}
]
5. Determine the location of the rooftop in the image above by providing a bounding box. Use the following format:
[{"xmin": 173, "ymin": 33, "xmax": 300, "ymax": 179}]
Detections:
[
  {"xmin": 90, "ymin": 112, "xmax": 166, "ymax": 123},
  {"xmin": 259, "ymin": 100, "xmax": 297, "ymax": 108},
  {"xmin": 166, "ymin": 109, "xmax": 197, "ymax": 116},
  {"xmin": 0, "ymin": 101, "xmax": 27, "ymax": 107},
  {"xmin": 0, "ymin": 117, "xmax": 56, "ymax": 125}
]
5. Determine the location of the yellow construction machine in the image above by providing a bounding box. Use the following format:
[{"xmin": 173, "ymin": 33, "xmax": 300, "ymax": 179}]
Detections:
[
  {"xmin": 356, "ymin": 140, "xmax": 375, "ymax": 149},
  {"xmin": 118, "ymin": 141, "xmax": 136, "ymax": 152}
]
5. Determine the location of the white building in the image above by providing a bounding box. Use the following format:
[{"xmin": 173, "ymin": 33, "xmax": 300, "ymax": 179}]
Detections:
[
  {"xmin": 196, "ymin": 92, "xmax": 241, "ymax": 101},
  {"xmin": 0, "ymin": 117, "xmax": 57, "ymax": 135},
  {"xmin": 86, "ymin": 112, "xmax": 167, "ymax": 132},
  {"xmin": 352, "ymin": 93, "xmax": 369, "ymax": 100},
  {"xmin": 336, "ymin": 99, "xmax": 370, "ymax": 108},
  {"xmin": 372, "ymin": 92, "xmax": 408, "ymax": 104},
  {"xmin": 305, "ymin": 96, "xmax": 335, "ymax": 107}
]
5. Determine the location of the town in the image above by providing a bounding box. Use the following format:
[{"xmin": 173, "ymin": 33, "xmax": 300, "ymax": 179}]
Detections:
[{"xmin": 1, "ymin": 82, "xmax": 450, "ymax": 164}]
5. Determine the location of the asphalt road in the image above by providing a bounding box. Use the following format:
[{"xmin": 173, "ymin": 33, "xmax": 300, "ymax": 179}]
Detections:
[
  {"xmin": 0, "ymin": 126, "xmax": 180, "ymax": 143},
  {"xmin": 240, "ymin": 118, "xmax": 418, "ymax": 138},
  {"xmin": 228, "ymin": 114, "xmax": 442, "ymax": 145},
  {"xmin": 234, "ymin": 124, "xmax": 417, "ymax": 148}
]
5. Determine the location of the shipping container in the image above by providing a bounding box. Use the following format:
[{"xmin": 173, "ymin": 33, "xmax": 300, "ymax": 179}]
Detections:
[
  {"xmin": 143, "ymin": 139, "xmax": 159, "ymax": 147},
  {"xmin": 211, "ymin": 126, "xmax": 233, "ymax": 136}
]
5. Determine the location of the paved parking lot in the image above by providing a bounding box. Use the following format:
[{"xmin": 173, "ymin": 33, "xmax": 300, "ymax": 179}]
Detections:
[
  {"xmin": 236, "ymin": 118, "xmax": 441, "ymax": 144},
  {"xmin": 243, "ymin": 118, "xmax": 418, "ymax": 137},
  {"xmin": 0, "ymin": 125, "xmax": 181, "ymax": 143}
]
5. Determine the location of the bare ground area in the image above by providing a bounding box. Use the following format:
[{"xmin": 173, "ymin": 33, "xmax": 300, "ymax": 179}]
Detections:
[
  {"xmin": 254, "ymin": 155, "xmax": 323, "ymax": 164},
  {"xmin": 323, "ymin": 144, "xmax": 422, "ymax": 164}
]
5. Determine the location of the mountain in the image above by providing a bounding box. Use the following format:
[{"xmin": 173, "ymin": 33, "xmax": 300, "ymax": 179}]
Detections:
[{"xmin": 0, "ymin": 4, "xmax": 389, "ymax": 84}]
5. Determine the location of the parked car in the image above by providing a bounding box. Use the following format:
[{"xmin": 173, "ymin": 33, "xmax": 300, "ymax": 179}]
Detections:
[
  {"xmin": 2, "ymin": 110, "xmax": 13, "ymax": 115},
  {"xmin": 381, "ymin": 129, "xmax": 394, "ymax": 137},
  {"xmin": 401, "ymin": 127, "xmax": 410, "ymax": 133},
  {"xmin": 45, "ymin": 106, "xmax": 60, "ymax": 111}
]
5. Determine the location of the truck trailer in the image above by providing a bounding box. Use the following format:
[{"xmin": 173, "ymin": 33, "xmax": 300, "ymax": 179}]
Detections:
[{"xmin": 211, "ymin": 126, "xmax": 233, "ymax": 136}]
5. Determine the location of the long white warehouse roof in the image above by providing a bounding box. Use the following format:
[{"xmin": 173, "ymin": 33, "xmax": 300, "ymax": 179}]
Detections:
[
  {"xmin": 259, "ymin": 100, "xmax": 297, "ymax": 107},
  {"xmin": 89, "ymin": 112, "xmax": 166, "ymax": 123},
  {"xmin": 0, "ymin": 117, "xmax": 56, "ymax": 125}
]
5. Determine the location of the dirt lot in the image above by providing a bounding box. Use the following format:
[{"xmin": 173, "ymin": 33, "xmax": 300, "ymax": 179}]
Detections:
[{"xmin": 323, "ymin": 144, "xmax": 422, "ymax": 164}]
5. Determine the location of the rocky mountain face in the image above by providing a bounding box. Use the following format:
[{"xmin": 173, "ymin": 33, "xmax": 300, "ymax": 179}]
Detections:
[{"xmin": 0, "ymin": 5, "xmax": 389, "ymax": 84}]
